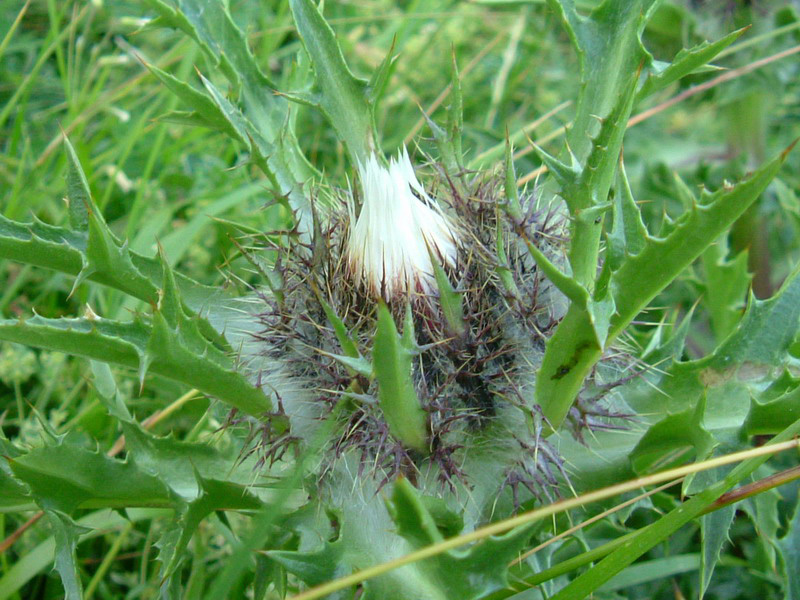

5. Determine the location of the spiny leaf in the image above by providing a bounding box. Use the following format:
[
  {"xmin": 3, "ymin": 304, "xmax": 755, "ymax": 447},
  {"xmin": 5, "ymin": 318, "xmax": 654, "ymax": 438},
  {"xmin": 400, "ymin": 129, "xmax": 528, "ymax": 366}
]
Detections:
[
  {"xmin": 289, "ymin": 0, "xmax": 374, "ymax": 161},
  {"xmin": 157, "ymin": 475, "xmax": 262, "ymax": 579},
  {"xmin": 367, "ymin": 35, "xmax": 398, "ymax": 106},
  {"xmin": 63, "ymin": 136, "xmax": 91, "ymax": 231},
  {"xmin": 630, "ymin": 395, "xmax": 716, "ymax": 475},
  {"xmin": 528, "ymin": 140, "xmax": 581, "ymax": 191},
  {"xmin": 576, "ymin": 68, "xmax": 640, "ymax": 213},
  {"xmin": 265, "ymin": 503, "xmax": 353, "ymax": 600},
  {"xmin": 743, "ymin": 378, "xmax": 800, "ymax": 436},
  {"xmin": 586, "ymin": 291, "xmax": 615, "ymax": 349},
  {"xmin": 268, "ymin": 539, "xmax": 349, "ymax": 591},
  {"xmin": 372, "ymin": 302, "xmax": 428, "ymax": 453},
  {"xmin": 313, "ymin": 285, "xmax": 360, "ymax": 360},
  {"xmin": 145, "ymin": 62, "xmax": 239, "ymax": 138},
  {"xmin": 545, "ymin": 0, "xmax": 656, "ymax": 160},
  {"xmin": 701, "ymin": 240, "xmax": 751, "ymax": 343},
  {"xmin": 700, "ymin": 505, "xmax": 735, "ymax": 599},
  {"xmin": 421, "ymin": 109, "xmax": 460, "ymax": 182},
  {"xmin": 62, "ymin": 137, "xmax": 159, "ymax": 302},
  {"xmin": 8, "ymin": 441, "xmax": 172, "ymax": 512},
  {"xmin": 607, "ymin": 158, "xmax": 647, "ymax": 270},
  {"xmin": 446, "ymin": 51, "xmax": 464, "ymax": 170},
  {"xmin": 609, "ymin": 142, "xmax": 795, "ymax": 342},
  {"xmin": 143, "ymin": 0, "xmax": 265, "ymax": 91},
  {"xmin": 387, "ymin": 478, "xmax": 534, "ymax": 600},
  {"xmin": 621, "ymin": 266, "xmax": 800, "ymax": 459},
  {"xmin": 430, "ymin": 258, "xmax": 466, "ymax": 338},
  {"xmin": 45, "ymin": 511, "xmax": 88, "ymax": 600},
  {"xmin": 73, "ymin": 200, "xmax": 158, "ymax": 302},
  {"xmin": 494, "ymin": 215, "xmax": 521, "ymax": 301},
  {"xmin": 740, "ymin": 487, "xmax": 781, "ymax": 571},
  {"xmin": 777, "ymin": 494, "xmax": 800, "ymax": 598},
  {"xmin": 523, "ymin": 238, "xmax": 587, "ymax": 306},
  {"xmin": 636, "ymin": 27, "xmax": 748, "ymax": 100},
  {"xmin": 0, "ymin": 434, "xmax": 31, "ymax": 509},
  {"xmin": 503, "ymin": 137, "xmax": 523, "ymax": 222},
  {"xmin": 0, "ymin": 314, "xmax": 273, "ymax": 418},
  {"xmin": 144, "ymin": 0, "xmax": 319, "ymax": 232},
  {"xmin": 326, "ymin": 353, "xmax": 372, "ymax": 378},
  {"xmin": 90, "ymin": 360, "xmax": 132, "ymax": 421},
  {"xmin": 0, "ymin": 213, "xmax": 220, "ymax": 311},
  {"xmin": 550, "ymin": 419, "xmax": 800, "ymax": 600},
  {"xmin": 536, "ymin": 302, "xmax": 603, "ymax": 428}
]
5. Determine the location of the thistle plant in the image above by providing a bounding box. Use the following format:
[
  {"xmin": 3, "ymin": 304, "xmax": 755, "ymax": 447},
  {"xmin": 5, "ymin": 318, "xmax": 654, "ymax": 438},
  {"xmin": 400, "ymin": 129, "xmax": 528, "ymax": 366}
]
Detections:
[{"xmin": 2, "ymin": 1, "xmax": 800, "ymax": 599}]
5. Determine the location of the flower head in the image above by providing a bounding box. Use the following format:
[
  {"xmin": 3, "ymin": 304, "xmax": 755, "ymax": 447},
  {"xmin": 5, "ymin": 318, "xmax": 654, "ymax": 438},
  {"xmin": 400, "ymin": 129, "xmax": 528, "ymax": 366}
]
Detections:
[{"xmin": 347, "ymin": 148, "xmax": 458, "ymax": 299}]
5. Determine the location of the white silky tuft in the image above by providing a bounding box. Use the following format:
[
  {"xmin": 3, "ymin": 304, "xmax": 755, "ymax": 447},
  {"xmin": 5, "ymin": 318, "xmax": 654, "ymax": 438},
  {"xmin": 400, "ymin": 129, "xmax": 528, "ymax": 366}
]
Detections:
[{"xmin": 347, "ymin": 148, "xmax": 458, "ymax": 298}]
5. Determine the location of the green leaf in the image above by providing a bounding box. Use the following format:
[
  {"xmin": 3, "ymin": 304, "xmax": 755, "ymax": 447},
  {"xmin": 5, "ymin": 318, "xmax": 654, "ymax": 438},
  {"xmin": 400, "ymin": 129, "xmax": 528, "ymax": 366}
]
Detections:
[
  {"xmin": 701, "ymin": 240, "xmax": 751, "ymax": 343},
  {"xmin": 610, "ymin": 143, "xmax": 794, "ymax": 343},
  {"xmin": 607, "ymin": 158, "xmax": 647, "ymax": 270},
  {"xmin": 777, "ymin": 493, "xmax": 800, "ymax": 598},
  {"xmin": 8, "ymin": 441, "xmax": 171, "ymax": 512},
  {"xmin": 367, "ymin": 35, "xmax": 398, "ymax": 107},
  {"xmin": 45, "ymin": 510, "xmax": 88, "ymax": 600},
  {"xmin": 62, "ymin": 136, "xmax": 160, "ymax": 302},
  {"xmin": 586, "ymin": 290, "xmax": 616, "ymax": 349},
  {"xmin": 156, "ymin": 475, "xmax": 262, "ymax": 580},
  {"xmin": 327, "ymin": 353, "xmax": 372, "ymax": 378},
  {"xmin": 0, "ymin": 509, "xmax": 154, "ymax": 600},
  {"xmin": 630, "ymin": 265, "xmax": 800, "ymax": 429},
  {"xmin": 567, "ymin": 67, "xmax": 640, "ymax": 287},
  {"xmin": 445, "ymin": 52, "xmax": 465, "ymax": 171},
  {"xmin": 421, "ymin": 54, "xmax": 466, "ymax": 183},
  {"xmin": 430, "ymin": 259, "xmax": 466, "ymax": 338},
  {"xmin": 741, "ymin": 487, "xmax": 781, "ymax": 571},
  {"xmin": 493, "ymin": 213, "xmax": 521, "ymax": 301},
  {"xmin": 528, "ymin": 140, "xmax": 581, "ymax": 190},
  {"xmin": 268, "ymin": 538, "xmax": 350, "ymax": 593},
  {"xmin": 636, "ymin": 27, "xmax": 747, "ymax": 100},
  {"xmin": 0, "ymin": 314, "xmax": 273, "ymax": 418},
  {"xmin": 0, "ymin": 435, "xmax": 31, "ymax": 510},
  {"xmin": 545, "ymin": 0, "xmax": 657, "ymax": 161},
  {"xmin": 372, "ymin": 303, "xmax": 428, "ymax": 453},
  {"xmin": 63, "ymin": 137, "xmax": 91, "ymax": 231},
  {"xmin": 523, "ymin": 238, "xmax": 587, "ymax": 305},
  {"xmin": 630, "ymin": 395, "xmax": 716, "ymax": 475},
  {"xmin": 743, "ymin": 379, "xmax": 800, "ymax": 436},
  {"xmin": 90, "ymin": 360, "xmax": 132, "ymax": 420},
  {"xmin": 144, "ymin": 0, "xmax": 319, "ymax": 232},
  {"xmin": 503, "ymin": 138, "xmax": 523, "ymax": 222},
  {"xmin": 314, "ymin": 287, "xmax": 361, "ymax": 360},
  {"xmin": 536, "ymin": 301, "xmax": 603, "ymax": 429},
  {"xmin": 73, "ymin": 193, "xmax": 159, "ymax": 301},
  {"xmin": 387, "ymin": 478, "xmax": 534, "ymax": 600},
  {"xmin": 699, "ymin": 505, "xmax": 735, "ymax": 599},
  {"xmin": 599, "ymin": 554, "xmax": 703, "ymax": 592},
  {"xmin": 145, "ymin": 62, "xmax": 240, "ymax": 138},
  {"xmin": 289, "ymin": 0, "xmax": 374, "ymax": 161},
  {"xmin": 0, "ymin": 213, "xmax": 220, "ymax": 312}
]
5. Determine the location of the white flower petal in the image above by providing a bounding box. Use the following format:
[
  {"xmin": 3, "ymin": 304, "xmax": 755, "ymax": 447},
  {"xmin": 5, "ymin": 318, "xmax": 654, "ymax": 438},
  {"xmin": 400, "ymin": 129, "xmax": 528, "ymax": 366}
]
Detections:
[{"xmin": 347, "ymin": 149, "xmax": 458, "ymax": 298}]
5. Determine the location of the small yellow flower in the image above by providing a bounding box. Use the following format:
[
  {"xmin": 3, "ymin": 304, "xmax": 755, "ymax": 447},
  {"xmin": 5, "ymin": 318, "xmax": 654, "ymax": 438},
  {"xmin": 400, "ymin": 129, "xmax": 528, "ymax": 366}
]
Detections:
[{"xmin": 347, "ymin": 148, "xmax": 458, "ymax": 298}]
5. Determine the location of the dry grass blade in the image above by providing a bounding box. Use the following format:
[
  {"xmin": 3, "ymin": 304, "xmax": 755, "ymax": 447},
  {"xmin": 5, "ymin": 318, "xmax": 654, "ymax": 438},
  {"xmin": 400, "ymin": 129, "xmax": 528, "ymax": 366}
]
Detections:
[{"xmin": 509, "ymin": 477, "xmax": 685, "ymax": 567}]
